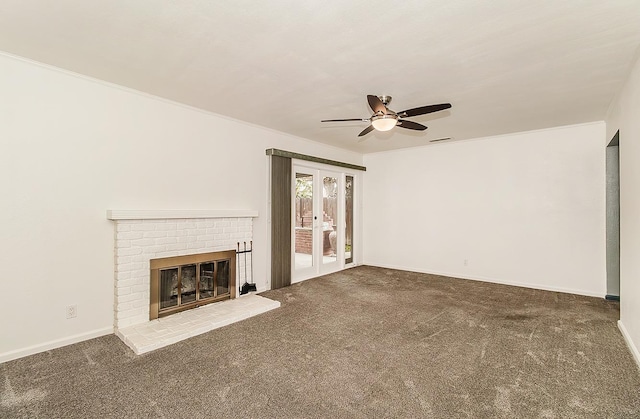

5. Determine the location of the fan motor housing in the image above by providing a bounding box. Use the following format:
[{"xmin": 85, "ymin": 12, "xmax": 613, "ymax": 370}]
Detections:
[{"xmin": 378, "ymin": 95, "xmax": 392, "ymax": 106}]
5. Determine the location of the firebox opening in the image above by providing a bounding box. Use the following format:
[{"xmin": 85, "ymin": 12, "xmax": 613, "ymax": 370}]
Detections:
[{"xmin": 150, "ymin": 250, "xmax": 236, "ymax": 320}]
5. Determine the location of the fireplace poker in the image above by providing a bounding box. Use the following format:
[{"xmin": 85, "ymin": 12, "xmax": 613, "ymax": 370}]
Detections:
[
  {"xmin": 237, "ymin": 242, "xmax": 241, "ymax": 293},
  {"xmin": 238, "ymin": 241, "xmax": 257, "ymax": 295},
  {"xmin": 250, "ymin": 240, "xmax": 254, "ymax": 286},
  {"xmin": 244, "ymin": 241, "xmax": 248, "ymax": 291}
]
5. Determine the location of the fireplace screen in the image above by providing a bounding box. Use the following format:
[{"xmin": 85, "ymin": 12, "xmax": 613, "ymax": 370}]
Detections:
[{"xmin": 150, "ymin": 250, "xmax": 236, "ymax": 320}]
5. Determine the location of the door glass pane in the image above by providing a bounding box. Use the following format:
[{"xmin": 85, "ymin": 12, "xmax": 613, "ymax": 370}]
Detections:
[
  {"xmin": 295, "ymin": 172, "xmax": 314, "ymax": 270},
  {"xmin": 181, "ymin": 264, "xmax": 197, "ymax": 304},
  {"xmin": 199, "ymin": 262, "xmax": 214, "ymax": 299},
  {"xmin": 345, "ymin": 175, "xmax": 353, "ymax": 264},
  {"xmin": 322, "ymin": 176, "xmax": 338, "ymax": 265},
  {"xmin": 160, "ymin": 268, "xmax": 179, "ymax": 309},
  {"xmin": 217, "ymin": 260, "xmax": 230, "ymax": 296}
]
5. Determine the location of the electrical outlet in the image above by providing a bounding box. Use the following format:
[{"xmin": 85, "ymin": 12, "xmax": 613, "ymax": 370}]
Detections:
[{"xmin": 66, "ymin": 304, "xmax": 77, "ymax": 319}]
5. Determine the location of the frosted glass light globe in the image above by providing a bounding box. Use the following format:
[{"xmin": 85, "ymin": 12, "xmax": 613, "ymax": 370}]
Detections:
[{"xmin": 371, "ymin": 115, "xmax": 398, "ymax": 131}]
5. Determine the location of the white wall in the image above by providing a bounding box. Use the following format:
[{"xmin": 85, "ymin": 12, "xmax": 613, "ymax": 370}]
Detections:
[
  {"xmin": 606, "ymin": 52, "xmax": 640, "ymax": 367},
  {"xmin": 0, "ymin": 53, "xmax": 362, "ymax": 361},
  {"xmin": 363, "ymin": 122, "xmax": 606, "ymax": 297}
]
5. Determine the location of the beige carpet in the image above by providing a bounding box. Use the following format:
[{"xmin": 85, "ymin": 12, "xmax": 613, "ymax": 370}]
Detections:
[{"xmin": 1, "ymin": 266, "xmax": 639, "ymax": 418}]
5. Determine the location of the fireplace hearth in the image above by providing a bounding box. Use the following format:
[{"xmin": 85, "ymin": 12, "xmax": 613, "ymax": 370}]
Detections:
[{"xmin": 150, "ymin": 250, "xmax": 236, "ymax": 320}]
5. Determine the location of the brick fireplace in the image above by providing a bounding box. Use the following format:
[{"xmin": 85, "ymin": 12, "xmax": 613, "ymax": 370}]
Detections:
[{"xmin": 107, "ymin": 210, "xmax": 257, "ymax": 330}]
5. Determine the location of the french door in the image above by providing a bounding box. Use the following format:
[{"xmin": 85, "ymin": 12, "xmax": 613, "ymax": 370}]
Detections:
[{"xmin": 292, "ymin": 164, "xmax": 346, "ymax": 283}]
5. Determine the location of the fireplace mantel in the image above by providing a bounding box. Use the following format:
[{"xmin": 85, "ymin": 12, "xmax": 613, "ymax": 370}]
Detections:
[{"xmin": 107, "ymin": 209, "xmax": 258, "ymax": 220}]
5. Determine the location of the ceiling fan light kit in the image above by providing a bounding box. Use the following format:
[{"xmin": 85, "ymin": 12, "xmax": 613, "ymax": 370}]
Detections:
[
  {"xmin": 321, "ymin": 95, "xmax": 452, "ymax": 139},
  {"xmin": 371, "ymin": 114, "xmax": 398, "ymax": 131}
]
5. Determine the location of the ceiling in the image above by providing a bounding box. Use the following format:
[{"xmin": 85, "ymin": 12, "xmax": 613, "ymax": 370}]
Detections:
[{"xmin": 1, "ymin": 1, "xmax": 639, "ymax": 154}]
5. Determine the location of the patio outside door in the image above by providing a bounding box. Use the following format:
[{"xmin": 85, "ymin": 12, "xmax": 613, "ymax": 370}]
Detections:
[{"xmin": 292, "ymin": 165, "xmax": 342, "ymax": 282}]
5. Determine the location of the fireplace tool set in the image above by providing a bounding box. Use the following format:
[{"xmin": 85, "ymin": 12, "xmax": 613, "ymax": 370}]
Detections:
[{"xmin": 237, "ymin": 241, "xmax": 257, "ymax": 295}]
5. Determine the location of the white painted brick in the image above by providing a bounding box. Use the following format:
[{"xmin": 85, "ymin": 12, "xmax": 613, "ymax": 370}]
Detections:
[
  {"xmin": 196, "ymin": 220, "xmax": 215, "ymax": 228},
  {"xmin": 117, "ymin": 263, "xmax": 135, "ymax": 273},
  {"xmin": 118, "ymin": 293, "xmax": 141, "ymax": 303},
  {"xmin": 131, "ymin": 269, "xmax": 149, "ymax": 279},
  {"xmin": 120, "ymin": 262, "xmax": 144, "ymax": 272},
  {"xmin": 132, "ymin": 284, "xmax": 148, "ymax": 293},
  {"xmin": 223, "ymin": 227, "xmax": 238, "ymax": 234},
  {"xmin": 143, "ymin": 231, "xmax": 167, "ymax": 238},
  {"xmin": 116, "ymin": 239, "xmax": 132, "ymax": 248},
  {"xmin": 131, "ymin": 238, "xmax": 155, "ymax": 247},
  {"xmin": 166, "ymin": 243, "xmax": 188, "ymax": 251},
  {"xmin": 156, "ymin": 237, "xmax": 178, "ymax": 245},
  {"xmin": 117, "ymin": 256, "xmax": 132, "ymax": 265},
  {"xmin": 132, "ymin": 254, "xmax": 149, "ymax": 263},
  {"xmin": 118, "ymin": 308, "xmax": 146, "ymax": 321},
  {"xmin": 116, "ymin": 224, "xmax": 132, "ymax": 233},
  {"xmin": 152, "ymin": 251, "xmax": 175, "ymax": 259},
  {"xmin": 121, "ymin": 308, "xmax": 144, "ymax": 319},
  {"xmin": 118, "ymin": 231, "xmax": 144, "ymax": 240},
  {"xmin": 116, "ymin": 286, "xmax": 132, "ymax": 296},
  {"xmin": 117, "ymin": 302, "xmax": 134, "ymax": 312},
  {"xmin": 131, "ymin": 223, "xmax": 156, "ymax": 231},
  {"xmin": 162, "ymin": 223, "xmax": 177, "ymax": 230},
  {"xmin": 116, "ymin": 271, "xmax": 132, "ymax": 281},
  {"xmin": 119, "ymin": 278, "xmax": 142, "ymax": 288},
  {"xmin": 131, "ymin": 262, "xmax": 145, "ymax": 270},
  {"xmin": 177, "ymin": 221, "xmax": 196, "ymax": 230},
  {"xmin": 177, "ymin": 236, "xmax": 196, "ymax": 243},
  {"xmin": 214, "ymin": 233, "xmax": 230, "ymax": 240},
  {"xmin": 147, "ymin": 245, "xmax": 167, "ymax": 254},
  {"xmin": 132, "ymin": 299, "xmax": 148, "ymax": 309},
  {"xmin": 117, "ymin": 247, "xmax": 143, "ymax": 257},
  {"xmin": 215, "ymin": 220, "xmax": 231, "ymax": 228}
]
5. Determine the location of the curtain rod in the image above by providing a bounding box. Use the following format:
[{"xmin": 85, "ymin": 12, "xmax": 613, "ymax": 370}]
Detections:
[{"xmin": 265, "ymin": 149, "xmax": 366, "ymax": 171}]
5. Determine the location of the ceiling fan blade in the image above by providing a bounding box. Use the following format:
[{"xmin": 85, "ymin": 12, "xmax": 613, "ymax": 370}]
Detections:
[
  {"xmin": 398, "ymin": 103, "xmax": 451, "ymax": 118},
  {"xmin": 358, "ymin": 125, "xmax": 375, "ymax": 137},
  {"xmin": 321, "ymin": 118, "xmax": 368, "ymax": 122},
  {"xmin": 429, "ymin": 137, "xmax": 452, "ymax": 143},
  {"xmin": 397, "ymin": 120, "xmax": 428, "ymax": 131},
  {"xmin": 367, "ymin": 95, "xmax": 387, "ymax": 114}
]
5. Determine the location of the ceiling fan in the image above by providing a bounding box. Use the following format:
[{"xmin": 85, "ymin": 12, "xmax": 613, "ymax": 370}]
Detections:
[{"xmin": 321, "ymin": 95, "xmax": 451, "ymax": 137}]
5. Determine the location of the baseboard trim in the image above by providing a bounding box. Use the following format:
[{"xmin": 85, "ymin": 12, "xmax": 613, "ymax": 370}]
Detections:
[
  {"xmin": 0, "ymin": 327, "xmax": 114, "ymax": 364},
  {"xmin": 364, "ymin": 263, "xmax": 605, "ymax": 298},
  {"xmin": 618, "ymin": 320, "xmax": 640, "ymax": 371}
]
